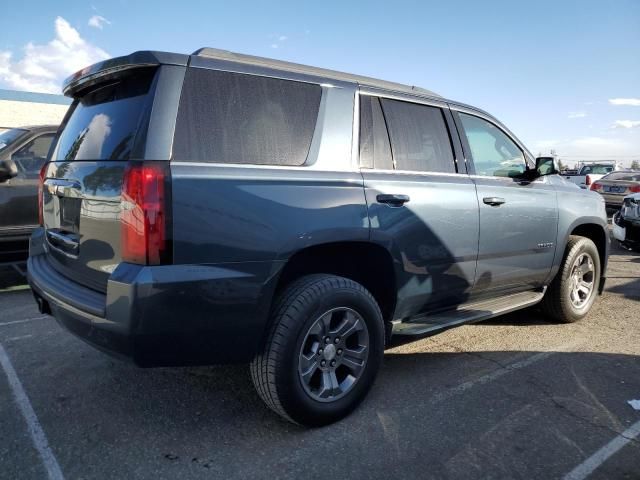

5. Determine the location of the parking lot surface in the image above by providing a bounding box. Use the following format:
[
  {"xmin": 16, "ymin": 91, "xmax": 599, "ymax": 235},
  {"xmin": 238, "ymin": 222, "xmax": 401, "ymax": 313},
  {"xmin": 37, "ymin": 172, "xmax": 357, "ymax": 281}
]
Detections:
[{"xmin": 1, "ymin": 240, "xmax": 639, "ymax": 480}]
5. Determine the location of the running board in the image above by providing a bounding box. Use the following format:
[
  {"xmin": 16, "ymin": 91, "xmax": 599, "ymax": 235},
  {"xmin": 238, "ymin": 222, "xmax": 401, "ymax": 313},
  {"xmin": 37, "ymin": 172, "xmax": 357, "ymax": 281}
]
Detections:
[{"xmin": 392, "ymin": 289, "xmax": 546, "ymax": 337}]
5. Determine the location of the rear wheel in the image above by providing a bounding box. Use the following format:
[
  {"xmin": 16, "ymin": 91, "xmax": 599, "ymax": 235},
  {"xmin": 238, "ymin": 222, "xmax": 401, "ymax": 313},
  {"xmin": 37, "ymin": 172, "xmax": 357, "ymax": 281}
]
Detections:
[
  {"xmin": 541, "ymin": 236, "xmax": 601, "ymax": 323},
  {"xmin": 250, "ymin": 274, "xmax": 384, "ymax": 426}
]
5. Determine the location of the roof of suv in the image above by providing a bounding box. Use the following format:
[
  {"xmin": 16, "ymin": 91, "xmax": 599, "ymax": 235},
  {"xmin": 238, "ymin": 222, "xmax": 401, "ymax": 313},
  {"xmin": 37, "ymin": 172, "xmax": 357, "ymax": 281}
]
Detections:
[
  {"xmin": 192, "ymin": 48, "xmax": 441, "ymax": 99},
  {"xmin": 63, "ymin": 48, "xmax": 440, "ymax": 100}
]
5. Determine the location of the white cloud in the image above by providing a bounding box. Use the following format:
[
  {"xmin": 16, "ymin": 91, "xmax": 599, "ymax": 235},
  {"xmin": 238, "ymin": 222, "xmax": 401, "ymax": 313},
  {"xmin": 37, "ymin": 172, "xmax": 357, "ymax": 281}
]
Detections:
[
  {"xmin": 612, "ymin": 120, "xmax": 640, "ymax": 129},
  {"xmin": 0, "ymin": 17, "xmax": 110, "ymax": 93},
  {"xmin": 609, "ymin": 98, "xmax": 640, "ymax": 106},
  {"xmin": 88, "ymin": 15, "xmax": 111, "ymax": 30},
  {"xmin": 268, "ymin": 34, "xmax": 288, "ymax": 49},
  {"xmin": 568, "ymin": 111, "xmax": 587, "ymax": 119}
]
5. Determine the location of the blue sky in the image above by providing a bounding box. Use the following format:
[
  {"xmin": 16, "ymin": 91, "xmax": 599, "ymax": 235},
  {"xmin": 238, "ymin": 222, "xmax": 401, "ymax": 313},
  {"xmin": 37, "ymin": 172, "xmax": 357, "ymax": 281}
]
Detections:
[{"xmin": 1, "ymin": 0, "xmax": 638, "ymax": 165}]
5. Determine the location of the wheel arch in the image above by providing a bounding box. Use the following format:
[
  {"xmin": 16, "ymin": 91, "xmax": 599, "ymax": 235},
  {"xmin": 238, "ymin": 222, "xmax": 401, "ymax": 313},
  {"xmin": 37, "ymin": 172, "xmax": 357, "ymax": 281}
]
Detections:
[{"xmin": 272, "ymin": 241, "xmax": 398, "ymax": 328}]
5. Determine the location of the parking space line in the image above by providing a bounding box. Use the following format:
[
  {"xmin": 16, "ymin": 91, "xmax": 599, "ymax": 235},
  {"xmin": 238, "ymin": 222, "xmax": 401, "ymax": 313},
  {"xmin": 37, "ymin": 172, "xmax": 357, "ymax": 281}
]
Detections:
[
  {"xmin": 0, "ymin": 342, "xmax": 65, "ymax": 480},
  {"xmin": 429, "ymin": 342, "xmax": 582, "ymax": 405},
  {"xmin": 563, "ymin": 419, "xmax": 640, "ymax": 480},
  {"xmin": 0, "ymin": 316, "xmax": 48, "ymax": 327}
]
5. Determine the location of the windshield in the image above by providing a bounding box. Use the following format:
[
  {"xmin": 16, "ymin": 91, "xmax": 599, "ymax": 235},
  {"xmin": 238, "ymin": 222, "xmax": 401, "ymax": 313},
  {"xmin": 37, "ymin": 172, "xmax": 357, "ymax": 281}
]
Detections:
[
  {"xmin": 0, "ymin": 128, "xmax": 28, "ymax": 152},
  {"xmin": 52, "ymin": 68, "xmax": 157, "ymax": 161}
]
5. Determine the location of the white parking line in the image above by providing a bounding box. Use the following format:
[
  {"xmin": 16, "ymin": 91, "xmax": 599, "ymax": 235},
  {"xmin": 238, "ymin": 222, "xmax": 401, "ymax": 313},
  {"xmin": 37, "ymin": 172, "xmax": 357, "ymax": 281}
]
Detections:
[
  {"xmin": 563, "ymin": 419, "xmax": 640, "ymax": 480},
  {"xmin": 0, "ymin": 316, "xmax": 48, "ymax": 327},
  {"xmin": 429, "ymin": 342, "xmax": 582, "ymax": 405},
  {"xmin": 0, "ymin": 342, "xmax": 65, "ymax": 480}
]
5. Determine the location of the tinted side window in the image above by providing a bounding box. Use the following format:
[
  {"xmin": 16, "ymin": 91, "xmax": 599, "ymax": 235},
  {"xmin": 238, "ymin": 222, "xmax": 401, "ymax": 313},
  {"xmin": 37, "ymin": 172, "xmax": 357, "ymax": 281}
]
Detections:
[
  {"xmin": 174, "ymin": 69, "xmax": 322, "ymax": 166},
  {"xmin": 13, "ymin": 133, "xmax": 55, "ymax": 173},
  {"xmin": 380, "ymin": 99, "xmax": 455, "ymax": 173},
  {"xmin": 359, "ymin": 96, "xmax": 393, "ymax": 170},
  {"xmin": 459, "ymin": 113, "xmax": 526, "ymax": 178}
]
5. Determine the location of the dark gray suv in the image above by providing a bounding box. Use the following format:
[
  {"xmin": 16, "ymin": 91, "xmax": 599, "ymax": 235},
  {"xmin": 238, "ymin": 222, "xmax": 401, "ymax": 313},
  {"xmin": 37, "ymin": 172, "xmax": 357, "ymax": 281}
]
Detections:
[{"xmin": 27, "ymin": 49, "xmax": 609, "ymax": 426}]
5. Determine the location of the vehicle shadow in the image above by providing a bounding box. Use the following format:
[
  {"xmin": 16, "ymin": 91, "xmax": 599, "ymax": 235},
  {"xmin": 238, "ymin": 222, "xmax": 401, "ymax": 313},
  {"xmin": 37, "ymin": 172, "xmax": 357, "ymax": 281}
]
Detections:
[{"xmin": 55, "ymin": 347, "xmax": 640, "ymax": 479}]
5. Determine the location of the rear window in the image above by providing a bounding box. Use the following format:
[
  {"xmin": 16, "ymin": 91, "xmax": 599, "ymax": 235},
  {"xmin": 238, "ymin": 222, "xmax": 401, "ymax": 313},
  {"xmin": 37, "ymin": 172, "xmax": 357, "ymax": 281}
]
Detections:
[
  {"xmin": 53, "ymin": 68, "xmax": 157, "ymax": 161},
  {"xmin": 173, "ymin": 68, "xmax": 322, "ymax": 166},
  {"xmin": 603, "ymin": 172, "xmax": 640, "ymax": 182},
  {"xmin": 580, "ymin": 165, "xmax": 614, "ymax": 175}
]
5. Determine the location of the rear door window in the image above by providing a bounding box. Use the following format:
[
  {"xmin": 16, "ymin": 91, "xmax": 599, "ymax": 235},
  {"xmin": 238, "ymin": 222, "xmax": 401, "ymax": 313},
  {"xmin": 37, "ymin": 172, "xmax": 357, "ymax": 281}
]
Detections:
[
  {"xmin": 53, "ymin": 68, "xmax": 157, "ymax": 161},
  {"xmin": 173, "ymin": 68, "xmax": 322, "ymax": 166},
  {"xmin": 380, "ymin": 98, "xmax": 456, "ymax": 173},
  {"xmin": 359, "ymin": 95, "xmax": 393, "ymax": 170}
]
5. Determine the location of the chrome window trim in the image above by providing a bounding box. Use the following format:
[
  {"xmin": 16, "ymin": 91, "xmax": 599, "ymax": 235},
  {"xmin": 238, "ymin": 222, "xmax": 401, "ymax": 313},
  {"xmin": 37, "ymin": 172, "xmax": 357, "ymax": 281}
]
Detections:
[
  {"xmin": 359, "ymin": 87, "xmax": 448, "ymax": 109},
  {"xmin": 360, "ymin": 168, "xmax": 469, "ymax": 178},
  {"xmin": 356, "ymin": 89, "xmax": 464, "ymax": 176},
  {"xmin": 169, "ymin": 161, "xmax": 360, "ymax": 174}
]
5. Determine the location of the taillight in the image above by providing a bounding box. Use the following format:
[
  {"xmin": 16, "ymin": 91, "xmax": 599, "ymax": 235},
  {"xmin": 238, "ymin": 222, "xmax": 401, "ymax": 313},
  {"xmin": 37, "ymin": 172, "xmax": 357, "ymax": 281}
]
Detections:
[
  {"xmin": 590, "ymin": 182, "xmax": 602, "ymax": 192},
  {"xmin": 630, "ymin": 185, "xmax": 640, "ymax": 193},
  {"xmin": 585, "ymin": 175, "xmax": 592, "ymax": 186},
  {"xmin": 120, "ymin": 162, "xmax": 171, "ymax": 265},
  {"xmin": 38, "ymin": 162, "xmax": 48, "ymax": 225}
]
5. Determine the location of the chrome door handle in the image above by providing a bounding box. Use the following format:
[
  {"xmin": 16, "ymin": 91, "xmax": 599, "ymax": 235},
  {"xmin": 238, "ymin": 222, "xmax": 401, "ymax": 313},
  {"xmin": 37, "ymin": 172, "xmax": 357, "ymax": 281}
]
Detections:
[{"xmin": 483, "ymin": 197, "xmax": 506, "ymax": 206}]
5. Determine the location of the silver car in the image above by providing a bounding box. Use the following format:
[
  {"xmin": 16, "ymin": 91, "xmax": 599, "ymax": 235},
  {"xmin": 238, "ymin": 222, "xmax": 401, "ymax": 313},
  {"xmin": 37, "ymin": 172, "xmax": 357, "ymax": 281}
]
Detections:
[{"xmin": 590, "ymin": 170, "xmax": 640, "ymax": 208}]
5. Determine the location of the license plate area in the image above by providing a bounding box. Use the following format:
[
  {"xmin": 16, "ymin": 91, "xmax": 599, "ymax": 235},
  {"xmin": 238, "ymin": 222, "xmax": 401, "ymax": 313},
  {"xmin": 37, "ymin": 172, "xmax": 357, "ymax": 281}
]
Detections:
[{"xmin": 44, "ymin": 180, "xmax": 83, "ymax": 256}]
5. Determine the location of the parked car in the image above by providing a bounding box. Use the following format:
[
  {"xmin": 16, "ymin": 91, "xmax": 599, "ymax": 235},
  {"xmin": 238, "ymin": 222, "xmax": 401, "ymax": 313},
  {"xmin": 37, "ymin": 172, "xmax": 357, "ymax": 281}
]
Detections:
[
  {"xmin": 0, "ymin": 125, "xmax": 58, "ymax": 257},
  {"xmin": 27, "ymin": 49, "xmax": 609, "ymax": 426},
  {"xmin": 612, "ymin": 193, "xmax": 640, "ymax": 251},
  {"xmin": 590, "ymin": 171, "xmax": 640, "ymax": 208},
  {"xmin": 563, "ymin": 162, "xmax": 622, "ymax": 189}
]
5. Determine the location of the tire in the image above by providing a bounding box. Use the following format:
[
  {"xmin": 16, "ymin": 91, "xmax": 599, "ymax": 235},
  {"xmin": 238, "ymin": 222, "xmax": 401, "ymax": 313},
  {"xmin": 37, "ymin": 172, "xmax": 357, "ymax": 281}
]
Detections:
[
  {"xmin": 250, "ymin": 274, "xmax": 385, "ymax": 426},
  {"xmin": 541, "ymin": 236, "xmax": 601, "ymax": 323}
]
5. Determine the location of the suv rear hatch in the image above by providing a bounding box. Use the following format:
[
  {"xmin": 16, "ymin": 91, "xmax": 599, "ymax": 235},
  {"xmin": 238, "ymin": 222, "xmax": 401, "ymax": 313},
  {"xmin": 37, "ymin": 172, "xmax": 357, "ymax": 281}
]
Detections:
[{"xmin": 42, "ymin": 66, "xmax": 165, "ymax": 293}]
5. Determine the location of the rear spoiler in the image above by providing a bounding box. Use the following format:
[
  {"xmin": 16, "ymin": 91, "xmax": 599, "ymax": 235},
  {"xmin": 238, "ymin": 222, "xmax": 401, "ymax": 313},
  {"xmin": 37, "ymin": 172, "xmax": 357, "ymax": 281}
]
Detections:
[{"xmin": 62, "ymin": 51, "xmax": 188, "ymax": 97}]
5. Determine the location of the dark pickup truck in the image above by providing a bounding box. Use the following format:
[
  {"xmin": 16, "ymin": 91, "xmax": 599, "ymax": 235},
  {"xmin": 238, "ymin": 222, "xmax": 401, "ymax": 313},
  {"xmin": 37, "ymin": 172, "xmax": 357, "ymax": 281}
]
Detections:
[
  {"xmin": 0, "ymin": 125, "xmax": 57, "ymax": 259},
  {"xmin": 28, "ymin": 49, "xmax": 609, "ymax": 426}
]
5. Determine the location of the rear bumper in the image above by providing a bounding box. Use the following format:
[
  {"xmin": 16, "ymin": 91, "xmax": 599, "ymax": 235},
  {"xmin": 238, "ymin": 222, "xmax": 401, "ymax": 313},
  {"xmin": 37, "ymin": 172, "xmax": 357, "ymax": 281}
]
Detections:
[
  {"xmin": 600, "ymin": 193, "xmax": 626, "ymax": 208},
  {"xmin": 27, "ymin": 228, "xmax": 278, "ymax": 366}
]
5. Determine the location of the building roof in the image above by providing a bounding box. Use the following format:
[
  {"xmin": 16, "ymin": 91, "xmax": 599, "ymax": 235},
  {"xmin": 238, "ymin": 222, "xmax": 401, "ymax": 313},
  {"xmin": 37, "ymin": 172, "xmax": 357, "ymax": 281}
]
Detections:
[{"xmin": 0, "ymin": 88, "xmax": 71, "ymax": 106}]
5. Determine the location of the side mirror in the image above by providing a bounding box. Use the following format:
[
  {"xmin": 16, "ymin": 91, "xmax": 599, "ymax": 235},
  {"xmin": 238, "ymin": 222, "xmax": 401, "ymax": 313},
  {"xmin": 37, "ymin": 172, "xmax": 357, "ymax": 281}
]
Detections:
[
  {"xmin": 535, "ymin": 156, "xmax": 559, "ymax": 176},
  {"xmin": 0, "ymin": 158, "xmax": 18, "ymax": 183}
]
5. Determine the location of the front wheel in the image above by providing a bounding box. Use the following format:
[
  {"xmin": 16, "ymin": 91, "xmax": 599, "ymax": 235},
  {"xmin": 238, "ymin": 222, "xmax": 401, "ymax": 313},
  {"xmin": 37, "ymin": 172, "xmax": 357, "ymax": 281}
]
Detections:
[
  {"xmin": 250, "ymin": 274, "xmax": 384, "ymax": 426},
  {"xmin": 541, "ymin": 236, "xmax": 601, "ymax": 323}
]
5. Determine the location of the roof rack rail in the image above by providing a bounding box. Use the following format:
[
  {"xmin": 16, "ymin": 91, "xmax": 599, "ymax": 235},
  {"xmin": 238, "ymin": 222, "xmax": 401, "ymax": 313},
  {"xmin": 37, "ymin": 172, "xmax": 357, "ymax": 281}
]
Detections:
[{"xmin": 192, "ymin": 47, "xmax": 440, "ymax": 98}]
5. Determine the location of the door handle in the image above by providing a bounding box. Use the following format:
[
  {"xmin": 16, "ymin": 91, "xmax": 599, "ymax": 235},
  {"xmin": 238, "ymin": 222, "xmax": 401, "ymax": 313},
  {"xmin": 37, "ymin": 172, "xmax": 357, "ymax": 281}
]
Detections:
[
  {"xmin": 46, "ymin": 179, "xmax": 81, "ymax": 198},
  {"xmin": 376, "ymin": 194, "xmax": 410, "ymax": 207},
  {"xmin": 483, "ymin": 196, "xmax": 506, "ymax": 206}
]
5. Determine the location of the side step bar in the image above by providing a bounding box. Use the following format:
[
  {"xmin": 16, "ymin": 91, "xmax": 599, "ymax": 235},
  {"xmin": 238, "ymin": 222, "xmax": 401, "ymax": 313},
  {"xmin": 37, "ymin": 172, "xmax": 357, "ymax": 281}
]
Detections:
[{"xmin": 392, "ymin": 289, "xmax": 546, "ymax": 337}]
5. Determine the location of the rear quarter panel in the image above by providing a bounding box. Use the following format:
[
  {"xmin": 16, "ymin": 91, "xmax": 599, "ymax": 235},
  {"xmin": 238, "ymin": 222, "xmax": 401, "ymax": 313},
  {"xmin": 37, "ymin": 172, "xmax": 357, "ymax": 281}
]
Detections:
[{"xmin": 170, "ymin": 164, "xmax": 369, "ymax": 264}]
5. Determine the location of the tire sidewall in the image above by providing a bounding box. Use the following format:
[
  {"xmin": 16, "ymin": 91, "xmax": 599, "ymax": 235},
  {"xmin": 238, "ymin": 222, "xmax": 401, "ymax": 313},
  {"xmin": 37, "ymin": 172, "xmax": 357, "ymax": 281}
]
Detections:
[
  {"xmin": 276, "ymin": 282, "xmax": 384, "ymax": 426},
  {"xmin": 559, "ymin": 239, "xmax": 601, "ymax": 320}
]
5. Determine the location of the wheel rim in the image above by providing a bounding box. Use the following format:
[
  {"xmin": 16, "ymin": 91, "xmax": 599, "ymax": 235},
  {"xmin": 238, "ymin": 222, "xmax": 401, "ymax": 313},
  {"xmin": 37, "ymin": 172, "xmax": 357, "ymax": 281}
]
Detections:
[
  {"xmin": 298, "ymin": 307, "xmax": 369, "ymax": 403},
  {"xmin": 569, "ymin": 252, "xmax": 595, "ymax": 309}
]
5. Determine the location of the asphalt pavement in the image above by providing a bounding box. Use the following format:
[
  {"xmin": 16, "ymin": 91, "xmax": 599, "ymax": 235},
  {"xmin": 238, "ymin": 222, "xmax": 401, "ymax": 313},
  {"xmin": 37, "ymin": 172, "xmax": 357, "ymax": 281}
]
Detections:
[{"xmin": 0, "ymin": 240, "xmax": 638, "ymax": 479}]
